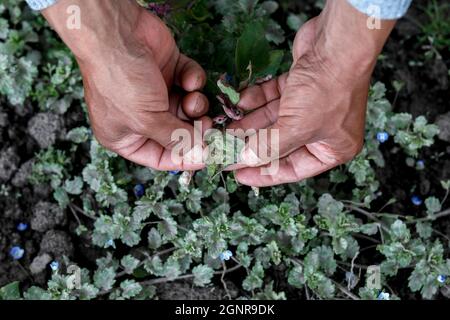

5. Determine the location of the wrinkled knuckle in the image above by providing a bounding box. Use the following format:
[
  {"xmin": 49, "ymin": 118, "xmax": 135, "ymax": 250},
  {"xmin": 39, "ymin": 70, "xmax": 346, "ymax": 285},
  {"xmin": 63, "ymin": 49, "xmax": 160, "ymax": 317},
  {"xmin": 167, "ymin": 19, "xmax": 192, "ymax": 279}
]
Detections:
[
  {"xmin": 263, "ymin": 105, "xmax": 278, "ymax": 124},
  {"xmin": 94, "ymin": 133, "xmax": 115, "ymax": 151},
  {"xmin": 277, "ymin": 116, "xmax": 298, "ymax": 130},
  {"xmin": 342, "ymin": 140, "xmax": 364, "ymax": 163},
  {"xmin": 131, "ymin": 113, "xmax": 156, "ymax": 134}
]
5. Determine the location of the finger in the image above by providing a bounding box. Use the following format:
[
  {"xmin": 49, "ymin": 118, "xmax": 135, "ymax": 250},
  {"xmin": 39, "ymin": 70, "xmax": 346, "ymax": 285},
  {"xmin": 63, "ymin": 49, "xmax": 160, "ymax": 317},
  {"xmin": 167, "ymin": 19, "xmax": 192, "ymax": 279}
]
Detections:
[
  {"xmin": 237, "ymin": 73, "xmax": 288, "ymax": 111},
  {"xmin": 133, "ymin": 93, "xmax": 201, "ymax": 153},
  {"xmin": 227, "ymin": 100, "xmax": 279, "ymax": 132},
  {"xmin": 175, "ymin": 54, "xmax": 207, "ymax": 92},
  {"xmin": 122, "ymin": 116, "xmax": 212, "ymax": 171},
  {"xmin": 198, "ymin": 115, "xmax": 213, "ymax": 135},
  {"xmin": 119, "ymin": 139, "xmax": 205, "ymax": 171},
  {"xmin": 238, "ymin": 117, "xmax": 312, "ymax": 168},
  {"xmin": 167, "ymin": 91, "xmax": 189, "ymax": 121},
  {"xmin": 132, "ymin": 111, "xmax": 203, "ymax": 157},
  {"xmin": 182, "ymin": 92, "xmax": 209, "ymax": 118},
  {"xmin": 159, "ymin": 115, "xmax": 212, "ymax": 168},
  {"xmin": 235, "ymin": 146, "xmax": 334, "ymax": 187}
]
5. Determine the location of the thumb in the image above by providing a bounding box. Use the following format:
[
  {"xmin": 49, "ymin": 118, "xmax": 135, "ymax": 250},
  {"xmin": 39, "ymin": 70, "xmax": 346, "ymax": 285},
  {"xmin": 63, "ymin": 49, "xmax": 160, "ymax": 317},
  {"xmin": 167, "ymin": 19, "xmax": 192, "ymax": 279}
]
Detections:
[
  {"xmin": 239, "ymin": 117, "xmax": 310, "ymax": 168},
  {"xmin": 140, "ymin": 112, "xmax": 206, "ymax": 162}
]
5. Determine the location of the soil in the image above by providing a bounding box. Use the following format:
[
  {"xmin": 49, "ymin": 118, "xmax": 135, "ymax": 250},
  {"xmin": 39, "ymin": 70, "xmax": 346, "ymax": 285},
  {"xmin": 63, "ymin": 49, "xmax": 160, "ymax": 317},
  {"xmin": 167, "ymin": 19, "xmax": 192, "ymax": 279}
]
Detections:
[{"xmin": 0, "ymin": 1, "xmax": 449, "ymax": 300}]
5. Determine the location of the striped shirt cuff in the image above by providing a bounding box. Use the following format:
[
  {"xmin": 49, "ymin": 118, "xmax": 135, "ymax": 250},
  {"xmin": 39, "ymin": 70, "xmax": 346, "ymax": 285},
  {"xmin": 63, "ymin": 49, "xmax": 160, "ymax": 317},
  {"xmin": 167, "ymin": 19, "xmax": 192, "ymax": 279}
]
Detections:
[
  {"xmin": 347, "ymin": 0, "xmax": 413, "ymax": 20},
  {"xmin": 25, "ymin": 0, "xmax": 58, "ymax": 11}
]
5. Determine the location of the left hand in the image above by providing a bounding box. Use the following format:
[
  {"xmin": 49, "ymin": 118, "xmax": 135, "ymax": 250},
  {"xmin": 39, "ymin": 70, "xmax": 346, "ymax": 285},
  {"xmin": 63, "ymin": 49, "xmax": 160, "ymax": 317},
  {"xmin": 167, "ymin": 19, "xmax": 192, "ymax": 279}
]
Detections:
[{"xmin": 228, "ymin": 0, "xmax": 396, "ymax": 186}]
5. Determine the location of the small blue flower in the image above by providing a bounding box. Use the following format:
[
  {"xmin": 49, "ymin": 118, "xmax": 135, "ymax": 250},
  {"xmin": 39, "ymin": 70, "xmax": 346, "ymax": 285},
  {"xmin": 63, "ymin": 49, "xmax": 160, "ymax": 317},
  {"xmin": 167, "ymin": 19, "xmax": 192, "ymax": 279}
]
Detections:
[
  {"xmin": 416, "ymin": 160, "xmax": 425, "ymax": 170},
  {"xmin": 411, "ymin": 195, "xmax": 423, "ymax": 206},
  {"xmin": 219, "ymin": 250, "xmax": 233, "ymax": 261},
  {"xmin": 377, "ymin": 292, "xmax": 390, "ymax": 300},
  {"xmin": 133, "ymin": 184, "xmax": 145, "ymax": 198},
  {"xmin": 376, "ymin": 132, "xmax": 389, "ymax": 143},
  {"xmin": 225, "ymin": 73, "xmax": 233, "ymax": 84},
  {"xmin": 9, "ymin": 246, "xmax": 25, "ymax": 260},
  {"xmin": 105, "ymin": 239, "xmax": 116, "ymax": 249},
  {"xmin": 50, "ymin": 261, "xmax": 59, "ymax": 271},
  {"xmin": 169, "ymin": 170, "xmax": 180, "ymax": 175},
  {"xmin": 437, "ymin": 275, "xmax": 447, "ymax": 284},
  {"xmin": 17, "ymin": 222, "xmax": 28, "ymax": 232}
]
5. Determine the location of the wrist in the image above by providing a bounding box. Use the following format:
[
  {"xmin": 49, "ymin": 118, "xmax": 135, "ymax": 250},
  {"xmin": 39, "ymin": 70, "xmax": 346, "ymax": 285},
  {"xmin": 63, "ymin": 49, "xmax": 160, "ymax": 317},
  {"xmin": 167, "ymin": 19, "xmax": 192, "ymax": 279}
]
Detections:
[
  {"xmin": 314, "ymin": 0, "xmax": 396, "ymax": 75},
  {"xmin": 42, "ymin": 0, "xmax": 141, "ymax": 63}
]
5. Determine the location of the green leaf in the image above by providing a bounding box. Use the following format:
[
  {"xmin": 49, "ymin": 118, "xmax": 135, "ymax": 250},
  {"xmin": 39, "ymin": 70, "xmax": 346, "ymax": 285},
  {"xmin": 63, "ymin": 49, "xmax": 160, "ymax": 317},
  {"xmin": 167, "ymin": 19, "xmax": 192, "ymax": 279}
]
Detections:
[
  {"xmin": 66, "ymin": 127, "xmax": 90, "ymax": 144},
  {"xmin": 147, "ymin": 228, "xmax": 162, "ymax": 250},
  {"xmin": 120, "ymin": 280, "xmax": 142, "ymax": 299},
  {"xmin": 121, "ymin": 255, "xmax": 140, "ymax": 275},
  {"xmin": 0, "ymin": 281, "xmax": 21, "ymax": 300},
  {"xmin": 267, "ymin": 241, "xmax": 281, "ymax": 265},
  {"xmin": 317, "ymin": 194, "xmax": 344, "ymax": 217},
  {"xmin": 261, "ymin": 1, "xmax": 279, "ymax": 14},
  {"xmin": 79, "ymin": 284, "xmax": 100, "ymax": 300},
  {"xmin": 192, "ymin": 265, "xmax": 214, "ymax": 287},
  {"xmin": 64, "ymin": 177, "xmax": 83, "ymax": 195},
  {"xmin": 287, "ymin": 265, "xmax": 305, "ymax": 288},
  {"xmin": 243, "ymin": 262, "xmax": 264, "ymax": 291},
  {"xmin": 235, "ymin": 21, "xmax": 271, "ymax": 80},
  {"xmin": 53, "ymin": 188, "xmax": 69, "ymax": 209},
  {"xmin": 23, "ymin": 286, "xmax": 51, "ymax": 300},
  {"xmin": 360, "ymin": 223, "xmax": 379, "ymax": 236},
  {"xmin": 255, "ymin": 50, "xmax": 284, "ymax": 78},
  {"xmin": 93, "ymin": 267, "xmax": 116, "ymax": 291},
  {"xmin": 425, "ymin": 197, "xmax": 442, "ymax": 216},
  {"xmin": 287, "ymin": 13, "xmax": 307, "ymax": 31},
  {"xmin": 217, "ymin": 79, "xmax": 240, "ymax": 105},
  {"xmin": 390, "ymin": 220, "xmax": 410, "ymax": 242},
  {"xmin": 416, "ymin": 222, "xmax": 433, "ymax": 239},
  {"xmin": 441, "ymin": 180, "xmax": 450, "ymax": 191}
]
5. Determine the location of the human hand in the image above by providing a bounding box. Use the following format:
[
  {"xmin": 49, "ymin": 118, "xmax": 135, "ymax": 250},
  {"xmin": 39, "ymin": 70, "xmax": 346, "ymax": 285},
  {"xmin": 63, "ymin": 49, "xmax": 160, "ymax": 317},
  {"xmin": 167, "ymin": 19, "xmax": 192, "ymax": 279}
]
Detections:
[
  {"xmin": 228, "ymin": 0, "xmax": 396, "ymax": 186},
  {"xmin": 43, "ymin": 0, "xmax": 210, "ymax": 170}
]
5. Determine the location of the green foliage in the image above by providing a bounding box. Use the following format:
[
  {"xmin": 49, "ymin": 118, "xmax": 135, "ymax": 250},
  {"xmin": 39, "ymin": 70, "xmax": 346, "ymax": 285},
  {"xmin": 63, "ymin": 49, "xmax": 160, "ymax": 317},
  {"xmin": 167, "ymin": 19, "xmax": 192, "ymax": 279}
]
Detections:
[
  {"xmin": 0, "ymin": 0, "xmax": 83, "ymax": 109},
  {"xmin": 0, "ymin": 281, "xmax": 21, "ymax": 300},
  {"xmin": 0, "ymin": 0, "xmax": 448, "ymax": 301},
  {"xmin": 420, "ymin": 0, "xmax": 450, "ymax": 54}
]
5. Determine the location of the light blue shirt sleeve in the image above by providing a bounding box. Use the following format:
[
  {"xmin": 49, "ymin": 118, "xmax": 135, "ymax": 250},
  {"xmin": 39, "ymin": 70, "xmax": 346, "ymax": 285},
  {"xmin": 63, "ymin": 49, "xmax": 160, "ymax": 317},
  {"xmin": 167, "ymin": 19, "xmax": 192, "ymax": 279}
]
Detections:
[
  {"xmin": 347, "ymin": 0, "xmax": 413, "ymax": 20},
  {"xmin": 25, "ymin": 0, "xmax": 58, "ymax": 11},
  {"xmin": 26, "ymin": 0, "xmax": 413, "ymax": 18}
]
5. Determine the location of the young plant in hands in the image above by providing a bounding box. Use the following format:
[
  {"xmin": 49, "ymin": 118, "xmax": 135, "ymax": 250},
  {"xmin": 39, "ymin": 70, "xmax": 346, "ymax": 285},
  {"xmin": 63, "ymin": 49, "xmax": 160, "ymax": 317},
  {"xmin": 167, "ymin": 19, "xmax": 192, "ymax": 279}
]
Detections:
[
  {"xmin": 42, "ymin": 0, "xmax": 211, "ymax": 171},
  {"xmin": 229, "ymin": 0, "xmax": 397, "ymax": 187}
]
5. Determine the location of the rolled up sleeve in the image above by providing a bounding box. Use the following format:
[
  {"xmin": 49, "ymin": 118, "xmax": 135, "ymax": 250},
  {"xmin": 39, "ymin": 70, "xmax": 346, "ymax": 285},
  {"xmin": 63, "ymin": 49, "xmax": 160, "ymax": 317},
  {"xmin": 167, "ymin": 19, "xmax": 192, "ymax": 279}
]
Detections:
[
  {"xmin": 347, "ymin": 0, "xmax": 413, "ymax": 19},
  {"xmin": 25, "ymin": 0, "xmax": 58, "ymax": 11}
]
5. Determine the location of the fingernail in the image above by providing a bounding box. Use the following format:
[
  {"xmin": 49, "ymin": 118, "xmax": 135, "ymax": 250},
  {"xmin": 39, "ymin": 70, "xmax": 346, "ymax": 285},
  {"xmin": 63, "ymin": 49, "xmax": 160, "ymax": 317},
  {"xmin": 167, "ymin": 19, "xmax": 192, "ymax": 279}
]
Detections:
[
  {"xmin": 193, "ymin": 95, "xmax": 202, "ymax": 114},
  {"xmin": 240, "ymin": 147, "xmax": 261, "ymax": 167},
  {"xmin": 193, "ymin": 74, "xmax": 202, "ymax": 90}
]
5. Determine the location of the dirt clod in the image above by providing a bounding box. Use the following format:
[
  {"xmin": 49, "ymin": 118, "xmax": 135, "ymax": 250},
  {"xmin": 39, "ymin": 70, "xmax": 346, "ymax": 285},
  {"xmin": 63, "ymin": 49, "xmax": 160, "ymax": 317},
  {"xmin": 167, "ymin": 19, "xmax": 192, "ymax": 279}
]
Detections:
[
  {"xmin": 156, "ymin": 281, "xmax": 238, "ymax": 300},
  {"xmin": 12, "ymin": 159, "xmax": 35, "ymax": 188},
  {"xmin": 27, "ymin": 113, "xmax": 63, "ymax": 148},
  {"xmin": 40, "ymin": 230, "xmax": 74, "ymax": 257},
  {"xmin": 30, "ymin": 253, "xmax": 52, "ymax": 275},
  {"xmin": 0, "ymin": 147, "xmax": 20, "ymax": 182},
  {"xmin": 31, "ymin": 201, "xmax": 66, "ymax": 233},
  {"xmin": 436, "ymin": 112, "xmax": 450, "ymax": 143}
]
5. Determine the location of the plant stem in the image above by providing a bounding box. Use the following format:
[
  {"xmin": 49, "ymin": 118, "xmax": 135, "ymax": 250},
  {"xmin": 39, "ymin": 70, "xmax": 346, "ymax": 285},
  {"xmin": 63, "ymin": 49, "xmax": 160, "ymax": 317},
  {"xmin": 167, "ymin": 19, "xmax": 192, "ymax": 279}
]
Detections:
[
  {"xmin": 406, "ymin": 208, "xmax": 450, "ymax": 224},
  {"xmin": 101, "ymin": 262, "xmax": 242, "ymax": 297},
  {"xmin": 345, "ymin": 205, "xmax": 391, "ymax": 234}
]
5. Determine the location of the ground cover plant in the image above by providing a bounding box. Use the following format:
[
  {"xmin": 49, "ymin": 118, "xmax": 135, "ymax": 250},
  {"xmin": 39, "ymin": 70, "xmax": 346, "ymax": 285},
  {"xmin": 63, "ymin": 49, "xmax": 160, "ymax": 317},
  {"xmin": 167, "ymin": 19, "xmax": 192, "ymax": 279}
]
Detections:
[{"xmin": 0, "ymin": 0, "xmax": 450, "ymax": 300}]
